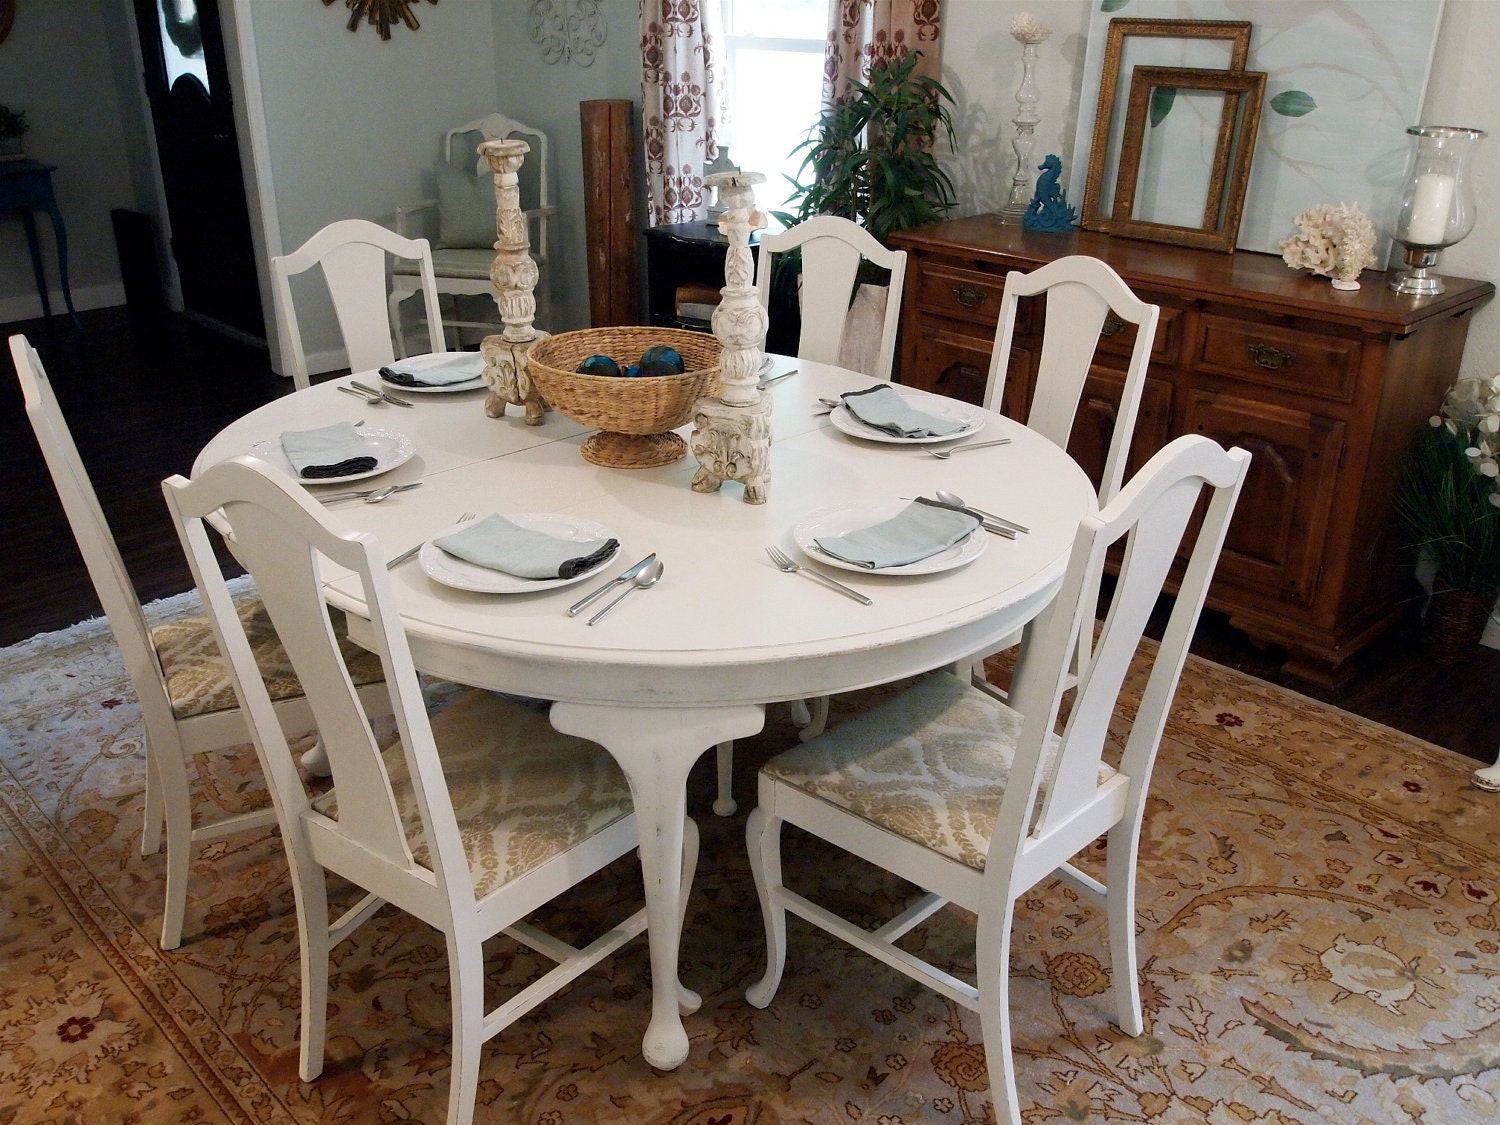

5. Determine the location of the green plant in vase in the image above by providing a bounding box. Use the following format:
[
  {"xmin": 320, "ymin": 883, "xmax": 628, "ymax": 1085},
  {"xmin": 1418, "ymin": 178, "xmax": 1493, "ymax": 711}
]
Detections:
[
  {"xmin": 0, "ymin": 103, "xmax": 29, "ymax": 158},
  {"xmin": 1393, "ymin": 374, "xmax": 1500, "ymax": 661}
]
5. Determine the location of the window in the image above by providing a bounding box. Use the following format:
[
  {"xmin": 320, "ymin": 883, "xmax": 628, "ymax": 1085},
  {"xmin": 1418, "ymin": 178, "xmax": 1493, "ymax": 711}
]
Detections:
[{"xmin": 720, "ymin": 0, "xmax": 825, "ymax": 214}]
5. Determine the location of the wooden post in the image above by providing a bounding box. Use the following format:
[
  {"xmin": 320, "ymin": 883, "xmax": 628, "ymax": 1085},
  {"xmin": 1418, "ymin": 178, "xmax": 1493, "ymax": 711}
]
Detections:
[{"xmin": 581, "ymin": 99, "xmax": 639, "ymax": 326}]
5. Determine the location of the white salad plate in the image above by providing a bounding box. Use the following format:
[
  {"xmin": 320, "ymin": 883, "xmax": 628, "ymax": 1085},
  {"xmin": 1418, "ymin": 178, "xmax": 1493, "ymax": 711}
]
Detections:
[
  {"xmin": 251, "ymin": 427, "xmax": 416, "ymax": 485},
  {"xmin": 828, "ymin": 395, "xmax": 985, "ymax": 444},
  {"xmin": 419, "ymin": 513, "xmax": 619, "ymax": 593},
  {"xmin": 792, "ymin": 501, "xmax": 988, "ymax": 576},
  {"xmin": 378, "ymin": 351, "xmax": 488, "ymax": 393}
]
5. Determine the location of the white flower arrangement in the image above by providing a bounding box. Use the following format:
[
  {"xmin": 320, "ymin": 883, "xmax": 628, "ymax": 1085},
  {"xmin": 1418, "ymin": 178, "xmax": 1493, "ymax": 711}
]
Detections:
[
  {"xmin": 1279, "ymin": 202, "xmax": 1378, "ymax": 290},
  {"xmin": 1009, "ymin": 12, "xmax": 1051, "ymax": 45},
  {"xmin": 1433, "ymin": 374, "xmax": 1500, "ymax": 505}
]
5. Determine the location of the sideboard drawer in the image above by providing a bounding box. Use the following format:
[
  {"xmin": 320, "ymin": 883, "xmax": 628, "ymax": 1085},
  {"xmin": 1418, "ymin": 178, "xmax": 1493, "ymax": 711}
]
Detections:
[
  {"xmin": 914, "ymin": 261, "xmax": 1017, "ymax": 330},
  {"xmin": 1195, "ymin": 315, "xmax": 1362, "ymax": 402},
  {"xmin": 1096, "ymin": 302, "xmax": 1182, "ymax": 366}
]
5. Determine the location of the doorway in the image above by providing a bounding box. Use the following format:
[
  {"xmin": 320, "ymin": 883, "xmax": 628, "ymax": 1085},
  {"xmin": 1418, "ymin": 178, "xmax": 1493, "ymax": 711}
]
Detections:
[{"xmin": 132, "ymin": 0, "xmax": 264, "ymax": 340}]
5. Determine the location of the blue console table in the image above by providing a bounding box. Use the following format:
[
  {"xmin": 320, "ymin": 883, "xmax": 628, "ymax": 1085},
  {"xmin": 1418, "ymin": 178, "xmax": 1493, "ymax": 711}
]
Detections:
[{"xmin": 0, "ymin": 159, "xmax": 77, "ymax": 323}]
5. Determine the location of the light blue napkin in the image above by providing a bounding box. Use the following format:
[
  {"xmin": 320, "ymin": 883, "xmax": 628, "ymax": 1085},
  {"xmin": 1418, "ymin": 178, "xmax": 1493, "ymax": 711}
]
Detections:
[
  {"xmin": 435, "ymin": 515, "xmax": 620, "ymax": 580},
  {"xmin": 279, "ymin": 422, "xmax": 377, "ymax": 479},
  {"xmin": 814, "ymin": 501, "xmax": 981, "ymax": 569},
  {"xmin": 379, "ymin": 352, "xmax": 487, "ymax": 387},
  {"xmin": 841, "ymin": 384, "xmax": 968, "ymax": 438}
]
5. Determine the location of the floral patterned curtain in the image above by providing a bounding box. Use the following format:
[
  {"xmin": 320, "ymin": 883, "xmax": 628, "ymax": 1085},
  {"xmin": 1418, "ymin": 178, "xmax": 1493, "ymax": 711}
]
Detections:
[
  {"xmin": 640, "ymin": 1, "xmax": 726, "ymax": 226},
  {"xmin": 823, "ymin": 0, "xmax": 942, "ymax": 106}
]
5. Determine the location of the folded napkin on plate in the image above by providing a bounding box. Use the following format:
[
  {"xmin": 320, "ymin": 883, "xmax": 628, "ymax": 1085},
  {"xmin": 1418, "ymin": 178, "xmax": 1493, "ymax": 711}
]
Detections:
[
  {"xmin": 280, "ymin": 421, "xmax": 378, "ymax": 479},
  {"xmin": 379, "ymin": 352, "xmax": 487, "ymax": 387},
  {"xmin": 814, "ymin": 501, "xmax": 981, "ymax": 569},
  {"xmin": 434, "ymin": 515, "xmax": 619, "ymax": 580},
  {"xmin": 841, "ymin": 384, "xmax": 968, "ymax": 438}
]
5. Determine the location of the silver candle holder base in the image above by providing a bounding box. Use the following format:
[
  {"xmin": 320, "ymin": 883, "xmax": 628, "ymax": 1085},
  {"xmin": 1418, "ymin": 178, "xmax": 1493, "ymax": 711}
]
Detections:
[{"xmin": 1389, "ymin": 245, "xmax": 1448, "ymax": 297}]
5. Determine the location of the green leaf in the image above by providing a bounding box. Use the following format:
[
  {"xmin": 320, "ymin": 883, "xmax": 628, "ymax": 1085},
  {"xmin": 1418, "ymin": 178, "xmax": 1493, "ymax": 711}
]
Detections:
[
  {"xmin": 1271, "ymin": 91, "xmax": 1318, "ymax": 118},
  {"xmin": 1149, "ymin": 87, "xmax": 1176, "ymax": 128},
  {"xmin": 1102, "ymin": 0, "xmax": 1131, "ymax": 11}
]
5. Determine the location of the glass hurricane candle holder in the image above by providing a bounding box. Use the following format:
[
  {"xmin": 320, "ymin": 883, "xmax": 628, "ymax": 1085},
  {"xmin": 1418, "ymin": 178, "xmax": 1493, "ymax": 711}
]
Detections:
[{"xmin": 1388, "ymin": 125, "xmax": 1485, "ymax": 296}]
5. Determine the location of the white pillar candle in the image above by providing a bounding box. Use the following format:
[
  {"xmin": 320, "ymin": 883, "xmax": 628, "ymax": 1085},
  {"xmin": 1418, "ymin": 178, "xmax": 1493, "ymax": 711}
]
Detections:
[{"xmin": 1404, "ymin": 172, "xmax": 1455, "ymax": 245}]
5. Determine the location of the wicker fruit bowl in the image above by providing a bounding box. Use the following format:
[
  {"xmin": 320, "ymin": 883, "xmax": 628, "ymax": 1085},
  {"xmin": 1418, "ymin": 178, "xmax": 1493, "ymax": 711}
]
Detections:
[{"xmin": 527, "ymin": 327, "xmax": 721, "ymax": 468}]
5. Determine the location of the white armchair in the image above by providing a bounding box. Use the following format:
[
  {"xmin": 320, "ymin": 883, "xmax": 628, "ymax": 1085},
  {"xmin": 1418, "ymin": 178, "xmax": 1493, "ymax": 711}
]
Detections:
[{"xmin": 390, "ymin": 113, "xmax": 557, "ymax": 354}]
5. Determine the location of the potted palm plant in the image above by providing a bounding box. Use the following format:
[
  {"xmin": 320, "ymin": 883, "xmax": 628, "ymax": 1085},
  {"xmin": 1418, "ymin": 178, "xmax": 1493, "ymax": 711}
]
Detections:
[
  {"xmin": 767, "ymin": 51, "xmax": 956, "ymax": 362},
  {"xmin": 1393, "ymin": 374, "xmax": 1500, "ymax": 662},
  {"xmin": 0, "ymin": 104, "xmax": 29, "ymax": 160}
]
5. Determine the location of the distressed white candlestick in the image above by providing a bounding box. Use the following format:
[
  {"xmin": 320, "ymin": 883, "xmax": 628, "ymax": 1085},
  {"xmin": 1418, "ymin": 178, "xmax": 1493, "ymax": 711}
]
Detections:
[{"xmin": 478, "ymin": 138, "xmax": 548, "ymax": 424}]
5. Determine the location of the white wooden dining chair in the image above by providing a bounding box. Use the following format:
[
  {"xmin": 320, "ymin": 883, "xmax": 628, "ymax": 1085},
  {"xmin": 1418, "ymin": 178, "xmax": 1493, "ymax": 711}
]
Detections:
[
  {"xmin": 973, "ymin": 254, "xmax": 1162, "ymax": 687},
  {"xmin": 163, "ymin": 455, "xmax": 699, "ymax": 1125},
  {"xmin": 271, "ymin": 218, "xmax": 445, "ymax": 389},
  {"xmin": 10, "ymin": 333, "xmax": 389, "ymax": 951},
  {"xmin": 755, "ymin": 213, "xmax": 908, "ymax": 380},
  {"xmin": 745, "ymin": 434, "xmax": 1250, "ymax": 1125}
]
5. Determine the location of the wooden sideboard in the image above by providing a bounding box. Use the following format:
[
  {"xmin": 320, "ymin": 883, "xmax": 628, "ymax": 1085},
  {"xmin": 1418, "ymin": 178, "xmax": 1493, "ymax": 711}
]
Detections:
[{"xmin": 888, "ymin": 215, "xmax": 1495, "ymax": 684}]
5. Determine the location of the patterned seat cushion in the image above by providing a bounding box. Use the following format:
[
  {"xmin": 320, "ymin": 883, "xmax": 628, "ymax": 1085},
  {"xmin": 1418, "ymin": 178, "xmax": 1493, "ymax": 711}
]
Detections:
[
  {"xmin": 762, "ymin": 672, "xmax": 1115, "ymax": 872},
  {"xmin": 316, "ymin": 690, "xmax": 634, "ymax": 900},
  {"xmin": 150, "ymin": 601, "xmax": 384, "ymax": 720}
]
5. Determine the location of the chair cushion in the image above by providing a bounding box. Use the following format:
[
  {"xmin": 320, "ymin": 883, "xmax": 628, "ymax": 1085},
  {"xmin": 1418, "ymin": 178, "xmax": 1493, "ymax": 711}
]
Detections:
[
  {"xmin": 150, "ymin": 601, "xmax": 384, "ymax": 720},
  {"xmin": 392, "ymin": 246, "xmax": 497, "ymax": 281},
  {"xmin": 316, "ymin": 690, "xmax": 634, "ymax": 899},
  {"xmin": 761, "ymin": 672, "xmax": 1114, "ymax": 872},
  {"xmin": 435, "ymin": 164, "xmax": 496, "ymax": 249}
]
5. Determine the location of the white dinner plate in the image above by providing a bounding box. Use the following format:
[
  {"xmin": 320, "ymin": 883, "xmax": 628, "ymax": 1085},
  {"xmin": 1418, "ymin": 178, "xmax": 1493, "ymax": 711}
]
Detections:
[
  {"xmin": 378, "ymin": 351, "xmax": 488, "ymax": 393},
  {"xmin": 792, "ymin": 501, "xmax": 988, "ymax": 576},
  {"xmin": 419, "ymin": 513, "xmax": 619, "ymax": 593},
  {"xmin": 828, "ymin": 395, "xmax": 985, "ymax": 444},
  {"xmin": 250, "ymin": 427, "xmax": 417, "ymax": 485}
]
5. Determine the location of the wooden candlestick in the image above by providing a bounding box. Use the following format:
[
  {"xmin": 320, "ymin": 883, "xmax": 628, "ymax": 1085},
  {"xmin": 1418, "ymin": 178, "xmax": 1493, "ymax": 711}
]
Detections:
[{"xmin": 478, "ymin": 137, "xmax": 548, "ymax": 424}]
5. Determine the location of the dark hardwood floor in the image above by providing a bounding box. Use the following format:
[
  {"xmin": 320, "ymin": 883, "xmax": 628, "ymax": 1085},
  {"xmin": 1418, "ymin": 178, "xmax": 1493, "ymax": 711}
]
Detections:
[{"xmin": 5, "ymin": 306, "xmax": 1498, "ymax": 766}]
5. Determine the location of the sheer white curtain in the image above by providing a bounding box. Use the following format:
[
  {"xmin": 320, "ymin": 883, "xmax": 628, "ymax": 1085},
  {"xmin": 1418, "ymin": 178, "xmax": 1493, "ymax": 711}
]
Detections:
[
  {"xmin": 640, "ymin": 0, "xmax": 727, "ymax": 225},
  {"xmin": 822, "ymin": 0, "xmax": 941, "ymax": 105}
]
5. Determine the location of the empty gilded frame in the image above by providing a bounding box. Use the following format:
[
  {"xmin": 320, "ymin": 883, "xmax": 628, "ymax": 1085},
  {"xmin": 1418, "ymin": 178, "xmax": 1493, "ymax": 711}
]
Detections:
[
  {"xmin": 1079, "ymin": 18, "xmax": 1252, "ymax": 236},
  {"xmin": 1109, "ymin": 66, "xmax": 1266, "ymax": 253}
]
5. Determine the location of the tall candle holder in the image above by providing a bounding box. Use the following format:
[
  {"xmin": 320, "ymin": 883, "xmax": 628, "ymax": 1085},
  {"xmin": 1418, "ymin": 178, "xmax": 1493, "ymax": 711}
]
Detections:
[
  {"xmin": 998, "ymin": 13, "xmax": 1051, "ymax": 226},
  {"xmin": 1388, "ymin": 125, "xmax": 1485, "ymax": 297}
]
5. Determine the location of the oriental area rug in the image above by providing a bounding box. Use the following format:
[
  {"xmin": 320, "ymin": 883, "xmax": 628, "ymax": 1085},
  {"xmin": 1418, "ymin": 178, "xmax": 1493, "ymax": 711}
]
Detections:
[{"xmin": 1, "ymin": 591, "xmax": 1497, "ymax": 1125}]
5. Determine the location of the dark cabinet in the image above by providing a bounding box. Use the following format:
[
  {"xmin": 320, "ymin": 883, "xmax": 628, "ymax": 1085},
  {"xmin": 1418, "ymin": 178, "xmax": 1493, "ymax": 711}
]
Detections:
[{"xmin": 889, "ymin": 216, "xmax": 1495, "ymax": 684}]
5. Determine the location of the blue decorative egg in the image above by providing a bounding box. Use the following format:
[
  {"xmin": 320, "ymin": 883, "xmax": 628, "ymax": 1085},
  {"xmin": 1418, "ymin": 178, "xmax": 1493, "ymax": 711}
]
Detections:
[
  {"xmin": 636, "ymin": 359, "xmax": 680, "ymax": 378},
  {"xmin": 623, "ymin": 364, "xmax": 642, "ymax": 378},
  {"xmin": 639, "ymin": 345, "xmax": 685, "ymax": 374},
  {"xmin": 576, "ymin": 354, "xmax": 622, "ymax": 378}
]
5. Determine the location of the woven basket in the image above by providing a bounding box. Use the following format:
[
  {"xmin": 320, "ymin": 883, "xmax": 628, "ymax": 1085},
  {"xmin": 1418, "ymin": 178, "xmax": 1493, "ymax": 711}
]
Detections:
[{"xmin": 528, "ymin": 327, "xmax": 721, "ymax": 468}]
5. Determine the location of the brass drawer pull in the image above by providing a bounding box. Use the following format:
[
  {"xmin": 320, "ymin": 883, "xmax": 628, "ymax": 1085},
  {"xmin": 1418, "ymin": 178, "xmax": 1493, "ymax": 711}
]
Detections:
[
  {"xmin": 1100, "ymin": 311, "xmax": 1126, "ymax": 337},
  {"xmin": 951, "ymin": 284, "xmax": 986, "ymax": 309},
  {"xmin": 1248, "ymin": 342, "xmax": 1296, "ymax": 370}
]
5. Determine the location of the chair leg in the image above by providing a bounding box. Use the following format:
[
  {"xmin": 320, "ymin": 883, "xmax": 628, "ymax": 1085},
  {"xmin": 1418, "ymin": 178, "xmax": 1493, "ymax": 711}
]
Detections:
[
  {"xmin": 387, "ymin": 289, "xmax": 409, "ymax": 359},
  {"xmin": 744, "ymin": 805, "xmax": 787, "ymax": 1008},
  {"xmin": 796, "ymin": 695, "xmax": 830, "ymax": 742},
  {"xmin": 140, "ymin": 747, "xmax": 165, "ymax": 857},
  {"xmin": 677, "ymin": 815, "xmax": 703, "ymax": 1015},
  {"xmin": 157, "ymin": 747, "xmax": 198, "ymax": 950},
  {"xmin": 1105, "ymin": 823, "xmax": 1144, "ymax": 1036},
  {"xmin": 976, "ymin": 894, "xmax": 1022, "ymax": 1125},
  {"xmin": 295, "ymin": 859, "xmax": 332, "ymax": 1082},
  {"xmin": 445, "ymin": 932, "xmax": 487, "ymax": 1125},
  {"xmin": 300, "ymin": 739, "xmax": 332, "ymax": 778},
  {"xmin": 713, "ymin": 742, "xmax": 737, "ymax": 816}
]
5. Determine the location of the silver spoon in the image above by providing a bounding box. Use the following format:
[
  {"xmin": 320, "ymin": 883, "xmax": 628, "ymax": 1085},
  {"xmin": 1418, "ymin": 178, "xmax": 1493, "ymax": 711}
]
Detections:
[
  {"xmin": 935, "ymin": 489, "xmax": 1030, "ymax": 534},
  {"xmin": 362, "ymin": 483, "xmax": 405, "ymax": 503},
  {"xmin": 925, "ymin": 437, "xmax": 1012, "ymax": 459},
  {"xmin": 587, "ymin": 560, "xmax": 664, "ymax": 625}
]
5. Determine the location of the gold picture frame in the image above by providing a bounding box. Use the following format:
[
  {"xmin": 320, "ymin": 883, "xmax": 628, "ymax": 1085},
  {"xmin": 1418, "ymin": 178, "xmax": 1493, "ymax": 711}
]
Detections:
[
  {"xmin": 1079, "ymin": 18, "xmax": 1252, "ymax": 236},
  {"xmin": 1109, "ymin": 66, "xmax": 1266, "ymax": 253}
]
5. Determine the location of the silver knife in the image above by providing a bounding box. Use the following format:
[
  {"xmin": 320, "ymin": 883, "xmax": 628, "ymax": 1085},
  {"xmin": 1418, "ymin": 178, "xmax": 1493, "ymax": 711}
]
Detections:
[
  {"xmin": 317, "ymin": 482, "xmax": 423, "ymax": 504},
  {"xmin": 567, "ymin": 553, "xmax": 657, "ymax": 616},
  {"xmin": 350, "ymin": 379, "xmax": 414, "ymax": 407},
  {"xmin": 914, "ymin": 497, "xmax": 1017, "ymax": 539}
]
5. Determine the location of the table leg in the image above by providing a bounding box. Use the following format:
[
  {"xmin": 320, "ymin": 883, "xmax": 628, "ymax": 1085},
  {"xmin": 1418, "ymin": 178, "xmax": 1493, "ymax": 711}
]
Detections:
[
  {"xmin": 19, "ymin": 210, "xmax": 51, "ymax": 321},
  {"xmin": 42, "ymin": 200, "xmax": 79, "ymax": 324},
  {"xmin": 548, "ymin": 700, "xmax": 765, "ymax": 1070}
]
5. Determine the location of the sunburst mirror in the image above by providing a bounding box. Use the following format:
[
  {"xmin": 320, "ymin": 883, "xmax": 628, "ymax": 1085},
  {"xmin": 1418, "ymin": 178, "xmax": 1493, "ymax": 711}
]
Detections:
[{"xmin": 323, "ymin": 0, "xmax": 436, "ymax": 40}]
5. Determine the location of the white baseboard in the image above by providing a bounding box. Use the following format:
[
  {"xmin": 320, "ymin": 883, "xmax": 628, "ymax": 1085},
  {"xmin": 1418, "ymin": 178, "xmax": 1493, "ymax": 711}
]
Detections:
[{"xmin": 0, "ymin": 282, "xmax": 126, "ymax": 323}]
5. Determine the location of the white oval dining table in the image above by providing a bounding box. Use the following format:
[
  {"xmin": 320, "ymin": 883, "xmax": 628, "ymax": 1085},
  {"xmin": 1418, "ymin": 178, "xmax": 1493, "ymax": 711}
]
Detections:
[{"xmin": 195, "ymin": 355, "xmax": 1096, "ymax": 1071}]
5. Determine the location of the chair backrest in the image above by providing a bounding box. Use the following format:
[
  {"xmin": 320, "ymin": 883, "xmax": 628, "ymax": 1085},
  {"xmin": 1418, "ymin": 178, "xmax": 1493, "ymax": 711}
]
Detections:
[
  {"xmin": 983, "ymin": 255, "xmax": 1160, "ymax": 503},
  {"xmin": 10, "ymin": 334, "xmax": 176, "ymax": 731},
  {"xmin": 271, "ymin": 218, "xmax": 444, "ymax": 389},
  {"xmin": 996, "ymin": 434, "xmax": 1250, "ymax": 888},
  {"xmin": 445, "ymin": 112, "xmax": 550, "ymax": 216},
  {"xmin": 164, "ymin": 456, "xmax": 475, "ymax": 914},
  {"xmin": 754, "ymin": 214, "xmax": 908, "ymax": 380}
]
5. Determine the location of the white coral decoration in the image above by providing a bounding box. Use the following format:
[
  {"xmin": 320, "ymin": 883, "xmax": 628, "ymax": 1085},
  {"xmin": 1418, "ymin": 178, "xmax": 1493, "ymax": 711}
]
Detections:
[
  {"xmin": 1280, "ymin": 203, "xmax": 1379, "ymax": 287},
  {"xmin": 1010, "ymin": 12, "xmax": 1051, "ymax": 44},
  {"xmin": 1433, "ymin": 374, "xmax": 1500, "ymax": 506}
]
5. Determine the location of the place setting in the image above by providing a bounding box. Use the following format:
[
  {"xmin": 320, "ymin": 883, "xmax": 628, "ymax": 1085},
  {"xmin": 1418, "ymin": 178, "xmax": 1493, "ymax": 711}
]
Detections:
[
  {"xmin": 250, "ymin": 419, "xmax": 417, "ymax": 486},
  {"xmin": 786, "ymin": 495, "xmax": 991, "ymax": 580},
  {"xmin": 376, "ymin": 350, "xmax": 489, "ymax": 393},
  {"xmin": 819, "ymin": 383, "xmax": 995, "ymax": 448},
  {"xmin": 414, "ymin": 511, "xmax": 623, "ymax": 595}
]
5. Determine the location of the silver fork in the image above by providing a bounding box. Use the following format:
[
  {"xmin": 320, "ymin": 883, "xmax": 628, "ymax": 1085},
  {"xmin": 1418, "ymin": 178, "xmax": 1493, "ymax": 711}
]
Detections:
[
  {"xmin": 387, "ymin": 511, "xmax": 476, "ymax": 569},
  {"xmin": 765, "ymin": 546, "xmax": 872, "ymax": 605}
]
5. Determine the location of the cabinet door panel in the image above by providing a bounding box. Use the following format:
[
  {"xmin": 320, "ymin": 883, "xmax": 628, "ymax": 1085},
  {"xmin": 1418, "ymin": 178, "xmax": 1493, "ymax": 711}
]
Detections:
[
  {"xmin": 1070, "ymin": 370, "xmax": 1174, "ymax": 490},
  {"xmin": 1185, "ymin": 391, "xmax": 1344, "ymax": 606},
  {"xmin": 903, "ymin": 317, "xmax": 1027, "ymax": 415}
]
